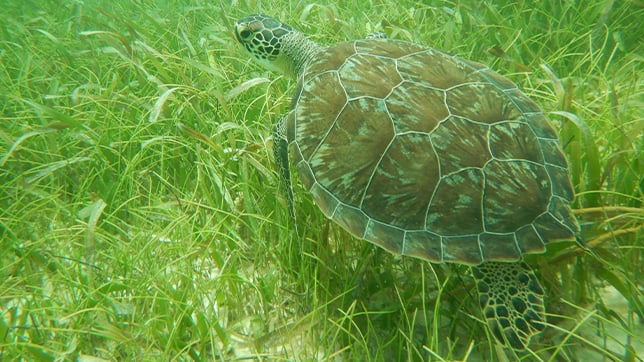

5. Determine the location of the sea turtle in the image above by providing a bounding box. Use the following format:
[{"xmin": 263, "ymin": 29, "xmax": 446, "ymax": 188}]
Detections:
[{"xmin": 234, "ymin": 14, "xmax": 580, "ymax": 349}]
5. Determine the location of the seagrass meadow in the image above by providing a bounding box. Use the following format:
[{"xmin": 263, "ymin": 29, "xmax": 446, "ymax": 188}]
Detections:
[{"xmin": 1, "ymin": 0, "xmax": 642, "ymax": 361}]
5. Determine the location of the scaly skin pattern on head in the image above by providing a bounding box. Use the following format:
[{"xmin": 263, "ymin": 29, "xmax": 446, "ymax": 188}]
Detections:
[{"xmin": 235, "ymin": 14, "xmax": 321, "ymax": 79}]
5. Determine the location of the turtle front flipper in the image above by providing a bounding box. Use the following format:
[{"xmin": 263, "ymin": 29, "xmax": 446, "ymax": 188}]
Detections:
[
  {"xmin": 273, "ymin": 115, "xmax": 299, "ymax": 239},
  {"xmin": 471, "ymin": 261, "xmax": 546, "ymax": 350}
]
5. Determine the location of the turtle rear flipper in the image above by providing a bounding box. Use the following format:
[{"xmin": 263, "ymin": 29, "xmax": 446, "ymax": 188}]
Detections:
[{"xmin": 472, "ymin": 261, "xmax": 546, "ymax": 349}]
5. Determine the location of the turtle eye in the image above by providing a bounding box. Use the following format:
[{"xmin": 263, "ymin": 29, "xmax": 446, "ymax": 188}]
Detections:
[{"xmin": 239, "ymin": 29, "xmax": 252, "ymax": 40}]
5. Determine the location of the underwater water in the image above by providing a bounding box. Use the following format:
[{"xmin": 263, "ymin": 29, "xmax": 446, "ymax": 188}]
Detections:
[{"xmin": 1, "ymin": 1, "xmax": 641, "ymax": 360}]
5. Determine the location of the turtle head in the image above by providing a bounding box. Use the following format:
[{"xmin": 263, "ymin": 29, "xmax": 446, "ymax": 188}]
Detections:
[{"xmin": 235, "ymin": 14, "xmax": 320, "ymax": 78}]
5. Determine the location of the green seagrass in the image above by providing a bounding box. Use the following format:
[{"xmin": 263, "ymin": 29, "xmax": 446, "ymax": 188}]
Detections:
[{"xmin": 234, "ymin": 14, "xmax": 579, "ymax": 349}]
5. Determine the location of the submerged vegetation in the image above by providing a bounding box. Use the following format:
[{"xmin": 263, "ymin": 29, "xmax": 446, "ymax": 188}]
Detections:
[{"xmin": 1, "ymin": 0, "xmax": 642, "ymax": 360}]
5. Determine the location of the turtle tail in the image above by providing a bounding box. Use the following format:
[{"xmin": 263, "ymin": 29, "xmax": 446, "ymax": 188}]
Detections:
[{"xmin": 471, "ymin": 261, "xmax": 546, "ymax": 350}]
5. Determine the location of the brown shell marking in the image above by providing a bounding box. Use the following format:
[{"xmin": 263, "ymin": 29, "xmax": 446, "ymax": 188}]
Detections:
[{"xmin": 287, "ymin": 39, "xmax": 578, "ymax": 265}]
